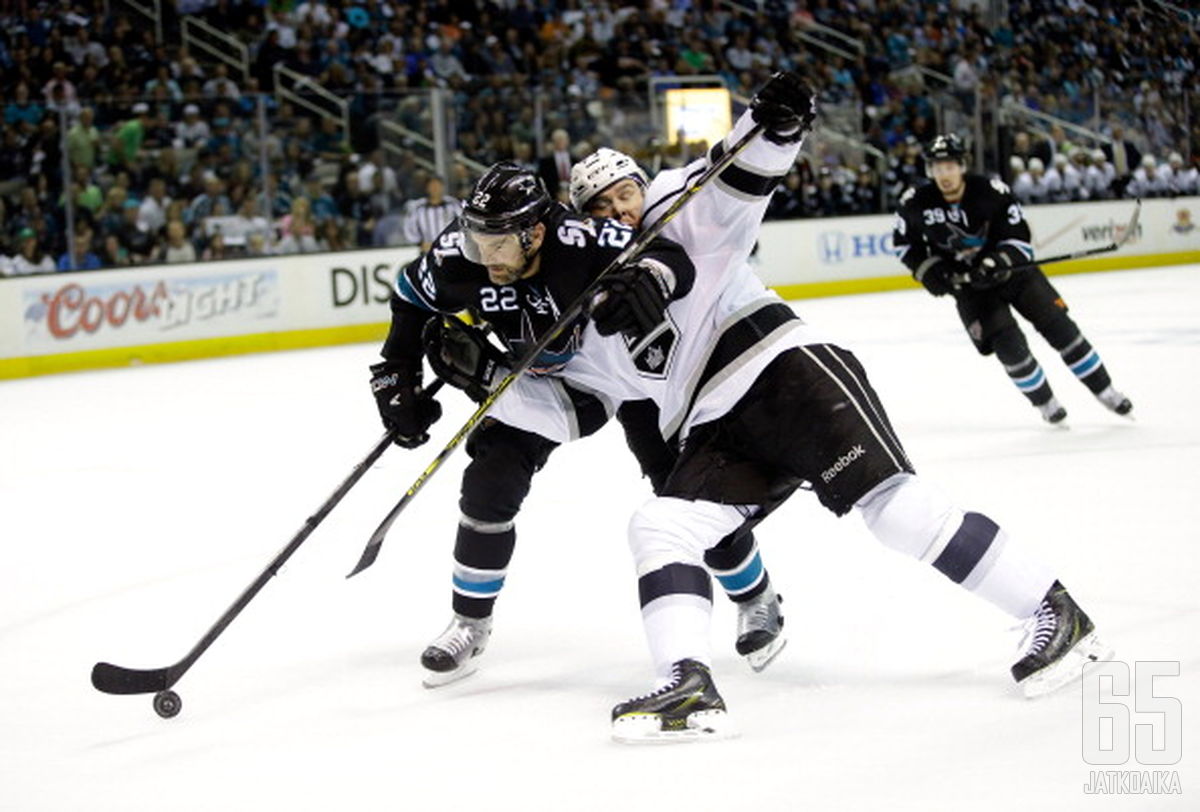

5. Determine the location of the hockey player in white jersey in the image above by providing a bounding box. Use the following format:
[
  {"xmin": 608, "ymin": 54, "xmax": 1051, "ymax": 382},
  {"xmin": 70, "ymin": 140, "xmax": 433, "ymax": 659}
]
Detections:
[{"xmin": 561, "ymin": 74, "xmax": 1111, "ymax": 742}]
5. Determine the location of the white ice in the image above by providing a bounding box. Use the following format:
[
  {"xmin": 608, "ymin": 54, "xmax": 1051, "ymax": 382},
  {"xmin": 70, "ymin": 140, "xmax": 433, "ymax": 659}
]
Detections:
[{"xmin": 2, "ymin": 265, "xmax": 1198, "ymax": 811}]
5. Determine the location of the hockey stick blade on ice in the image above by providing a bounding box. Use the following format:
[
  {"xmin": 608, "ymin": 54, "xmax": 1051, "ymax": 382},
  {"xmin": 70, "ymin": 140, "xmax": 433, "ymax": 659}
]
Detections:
[
  {"xmin": 346, "ymin": 123, "xmax": 769, "ymax": 578},
  {"xmin": 91, "ymin": 422, "xmax": 409, "ymax": 709}
]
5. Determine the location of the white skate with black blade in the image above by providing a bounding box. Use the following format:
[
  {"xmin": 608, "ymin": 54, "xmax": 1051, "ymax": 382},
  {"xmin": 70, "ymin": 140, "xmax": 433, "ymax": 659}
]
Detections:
[
  {"xmin": 611, "ymin": 659, "xmax": 736, "ymax": 744},
  {"xmin": 736, "ymin": 587, "xmax": 786, "ymax": 672},
  {"xmin": 1012, "ymin": 581, "xmax": 1113, "ymax": 698},
  {"xmin": 420, "ymin": 613, "xmax": 492, "ymax": 688}
]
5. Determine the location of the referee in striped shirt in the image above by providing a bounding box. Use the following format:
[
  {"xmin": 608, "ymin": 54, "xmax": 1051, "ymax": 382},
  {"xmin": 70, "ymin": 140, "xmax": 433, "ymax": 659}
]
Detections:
[{"xmin": 403, "ymin": 176, "xmax": 462, "ymax": 251}]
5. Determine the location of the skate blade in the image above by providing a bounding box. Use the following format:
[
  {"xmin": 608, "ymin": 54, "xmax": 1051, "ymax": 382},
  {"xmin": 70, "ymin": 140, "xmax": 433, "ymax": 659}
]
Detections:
[
  {"xmin": 422, "ymin": 662, "xmax": 479, "ymax": 689},
  {"xmin": 612, "ymin": 710, "xmax": 738, "ymax": 744},
  {"xmin": 745, "ymin": 636, "xmax": 787, "ymax": 673},
  {"xmin": 1021, "ymin": 632, "xmax": 1114, "ymax": 699}
]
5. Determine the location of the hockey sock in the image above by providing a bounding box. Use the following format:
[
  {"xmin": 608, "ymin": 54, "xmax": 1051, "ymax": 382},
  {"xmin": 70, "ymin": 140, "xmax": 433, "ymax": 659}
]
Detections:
[
  {"xmin": 1057, "ymin": 334, "xmax": 1113, "ymax": 394},
  {"xmin": 450, "ymin": 513, "xmax": 516, "ymax": 618},
  {"xmin": 639, "ymin": 569, "xmax": 714, "ymax": 684},
  {"xmin": 858, "ymin": 474, "xmax": 1057, "ymax": 619},
  {"xmin": 1001, "ymin": 353, "xmax": 1055, "ymax": 406},
  {"xmin": 704, "ymin": 531, "xmax": 770, "ymax": 603}
]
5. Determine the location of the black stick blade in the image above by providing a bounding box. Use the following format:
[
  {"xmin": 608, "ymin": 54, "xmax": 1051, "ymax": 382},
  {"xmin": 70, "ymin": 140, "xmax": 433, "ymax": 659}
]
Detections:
[
  {"xmin": 91, "ymin": 662, "xmax": 172, "ymax": 695},
  {"xmin": 345, "ymin": 534, "xmax": 384, "ymax": 578}
]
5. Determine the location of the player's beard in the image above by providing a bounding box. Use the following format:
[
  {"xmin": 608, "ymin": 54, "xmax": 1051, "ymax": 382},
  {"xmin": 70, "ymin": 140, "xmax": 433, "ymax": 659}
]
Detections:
[{"xmin": 486, "ymin": 262, "xmax": 526, "ymax": 285}]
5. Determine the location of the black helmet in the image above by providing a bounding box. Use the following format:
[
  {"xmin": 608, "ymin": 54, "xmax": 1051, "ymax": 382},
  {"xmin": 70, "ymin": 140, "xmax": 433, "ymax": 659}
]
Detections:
[
  {"xmin": 462, "ymin": 162, "xmax": 551, "ymax": 235},
  {"xmin": 924, "ymin": 133, "xmax": 967, "ymax": 165}
]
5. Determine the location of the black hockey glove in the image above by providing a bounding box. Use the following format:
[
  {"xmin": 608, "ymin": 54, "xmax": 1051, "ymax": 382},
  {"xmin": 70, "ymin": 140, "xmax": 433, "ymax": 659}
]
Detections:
[
  {"xmin": 968, "ymin": 254, "xmax": 1015, "ymax": 290},
  {"xmin": 422, "ymin": 317, "xmax": 512, "ymax": 403},
  {"xmin": 751, "ymin": 71, "xmax": 818, "ymax": 145},
  {"xmin": 915, "ymin": 258, "xmax": 966, "ymax": 297},
  {"xmin": 591, "ymin": 259, "xmax": 676, "ymax": 339},
  {"xmin": 369, "ymin": 361, "xmax": 443, "ymax": 448}
]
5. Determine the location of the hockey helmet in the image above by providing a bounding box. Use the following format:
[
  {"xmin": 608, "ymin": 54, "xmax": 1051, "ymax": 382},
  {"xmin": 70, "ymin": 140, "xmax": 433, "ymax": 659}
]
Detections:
[
  {"xmin": 461, "ymin": 162, "xmax": 551, "ymax": 269},
  {"xmin": 462, "ymin": 162, "xmax": 551, "ymax": 235},
  {"xmin": 924, "ymin": 133, "xmax": 968, "ymax": 167},
  {"xmin": 569, "ymin": 148, "xmax": 649, "ymax": 213}
]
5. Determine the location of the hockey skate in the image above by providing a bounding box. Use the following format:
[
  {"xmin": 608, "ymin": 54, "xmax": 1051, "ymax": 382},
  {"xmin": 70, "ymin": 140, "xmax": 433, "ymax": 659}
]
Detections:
[
  {"xmin": 1012, "ymin": 581, "xmax": 1113, "ymax": 698},
  {"xmin": 1037, "ymin": 396, "xmax": 1068, "ymax": 425},
  {"xmin": 420, "ymin": 613, "xmax": 492, "ymax": 688},
  {"xmin": 735, "ymin": 587, "xmax": 786, "ymax": 672},
  {"xmin": 1096, "ymin": 385, "xmax": 1133, "ymax": 417},
  {"xmin": 612, "ymin": 659, "xmax": 736, "ymax": 743}
]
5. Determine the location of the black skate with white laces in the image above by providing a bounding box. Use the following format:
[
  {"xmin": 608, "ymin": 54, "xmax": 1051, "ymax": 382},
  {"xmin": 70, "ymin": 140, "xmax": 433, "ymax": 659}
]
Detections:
[
  {"xmin": 420, "ymin": 613, "xmax": 492, "ymax": 688},
  {"xmin": 611, "ymin": 659, "xmax": 735, "ymax": 743},
  {"xmin": 735, "ymin": 587, "xmax": 786, "ymax": 671},
  {"xmin": 1012, "ymin": 581, "xmax": 1113, "ymax": 698}
]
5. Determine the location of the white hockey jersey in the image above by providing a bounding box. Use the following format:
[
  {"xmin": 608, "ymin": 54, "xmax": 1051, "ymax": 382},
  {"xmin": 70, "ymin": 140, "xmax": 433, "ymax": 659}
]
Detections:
[{"xmin": 488, "ymin": 110, "xmax": 829, "ymax": 445}]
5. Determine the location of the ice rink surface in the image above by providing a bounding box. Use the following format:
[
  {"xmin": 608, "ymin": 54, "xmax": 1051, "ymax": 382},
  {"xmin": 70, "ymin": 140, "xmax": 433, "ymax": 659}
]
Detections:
[{"xmin": 2, "ymin": 264, "xmax": 1198, "ymax": 811}]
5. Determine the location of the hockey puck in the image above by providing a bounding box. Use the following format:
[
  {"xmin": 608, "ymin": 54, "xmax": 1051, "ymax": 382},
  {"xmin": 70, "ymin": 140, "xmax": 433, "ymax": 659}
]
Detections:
[{"xmin": 153, "ymin": 690, "xmax": 182, "ymax": 719}]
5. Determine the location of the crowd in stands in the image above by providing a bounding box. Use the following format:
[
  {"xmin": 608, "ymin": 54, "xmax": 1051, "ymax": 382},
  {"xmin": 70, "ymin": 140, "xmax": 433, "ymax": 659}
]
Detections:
[{"xmin": 0, "ymin": 0, "xmax": 1196, "ymax": 275}]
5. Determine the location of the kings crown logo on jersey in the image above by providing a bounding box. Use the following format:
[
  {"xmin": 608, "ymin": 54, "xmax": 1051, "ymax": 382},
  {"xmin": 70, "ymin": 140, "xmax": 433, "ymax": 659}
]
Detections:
[{"xmin": 626, "ymin": 315, "xmax": 679, "ymax": 379}]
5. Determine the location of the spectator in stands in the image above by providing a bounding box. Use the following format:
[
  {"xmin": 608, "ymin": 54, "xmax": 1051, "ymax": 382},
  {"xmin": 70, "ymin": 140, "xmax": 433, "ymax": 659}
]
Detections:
[
  {"xmin": 1130, "ymin": 155, "xmax": 1170, "ymax": 198},
  {"xmin": 5, "ymin": 82, "xmax": 45, "ymax": 130},
  {"xmin": 203, "ymin": 63, "xmax": 241, "ymax": 101},
  {"xmin": 99, "ymin": 233, "xmax": 130, "ymax": 267},
  {"xmin": 357, "ymin": 148, "xmax": 400, "ymax": 215},
  {"xmin": 175, "ymin": 103, "xmax": 211, "ymax": 149},
  {"xmin": 317, "ymin": 218, "xmax": 351, "ymax": 252},
  {"xmin": 161, "ymin": 220, "xmax": 197, "ymax": 264},
  {"xmin": 68, "ymin": 164, "xmax": 103, "ymax": 215},
  {"xmin": 1011, "ymin": 156, "xmax": 1035, "ymax": 202},
  {"xmin": 6, "ymin": 227, "xmax": 55, "ymax": 276},
  {"xmin": 1086, "ymin": 149, "xmax": 1116, "ymax": 199},
  {"xmin": 188, "ymin": 176, "xmax": 234, "ymax": 225},
  {"xmin": 1167, "ymin": 152, "xmax": 1198, "ymax": 196},
  {"xmin": 276, "ymin": 196, "xmax": 320, "ymax": 254},
  {"xmin": 201, "ymin": 231, "xmax": 230, "ymax": 261},
  {"xmin": 42, "ymin": 61, "xmax": 78, "ymax": 107},
  {"xmin": 66, "ymin": 106, "xmax": 101, "ymax": 171},
  {"xmin": 57, "ymin": 227, "xmax": 102, "ymax": 271},
  {"xmin": 110, "ymin": 103, "xmax": 151, "ymax": 172},
  {"xmin": 766, "ymin": 167, "xmax": 805, "ymax": 220},
  {"xmin": 117, "ymin": 198, "xmax": 154, "ymax": 263},
  {"xmin": 311, "ymin": 116, "xmax": 348, "ymax": 161},
  {"xmin": 402, "ymin": 175, "xmax": 461, "ymax": 252},
  {"xmin": 1103, "ymin": 124, "xmax": 1141, "ymax": 180},
  {"xmin": 137, "ymin": 177, "xmax": 171, "ymax": 236},
  {"xmin": 537, "ymin": 128, "xmax": 574, "ymax": 200}
]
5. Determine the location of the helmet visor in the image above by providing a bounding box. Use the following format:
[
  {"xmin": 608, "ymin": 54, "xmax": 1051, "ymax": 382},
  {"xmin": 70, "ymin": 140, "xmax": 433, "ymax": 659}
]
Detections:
[{"xmin": 462, "ymin": 229, "xmax": 526, "ymax": 268}]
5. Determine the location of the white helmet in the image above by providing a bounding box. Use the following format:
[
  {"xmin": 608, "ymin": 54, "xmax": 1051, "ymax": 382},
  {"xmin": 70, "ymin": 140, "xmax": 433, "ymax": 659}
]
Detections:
[
  {"xmin": 568, "ymin": 147, "xmax": 648, "ymax": 212},
  {"xmin": 1028, "ymin": 157, "xmax": 1045, "ymax": 173},
  {"xmin": 1009, "ymin": 155, "xmax": 1026, "ymax": 173}
]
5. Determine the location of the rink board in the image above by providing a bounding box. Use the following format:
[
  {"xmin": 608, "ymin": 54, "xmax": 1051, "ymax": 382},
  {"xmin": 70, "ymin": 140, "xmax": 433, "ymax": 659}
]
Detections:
[{"xmin": 1, "ymin": 197, "xmax": 1197, "ymax": 379}]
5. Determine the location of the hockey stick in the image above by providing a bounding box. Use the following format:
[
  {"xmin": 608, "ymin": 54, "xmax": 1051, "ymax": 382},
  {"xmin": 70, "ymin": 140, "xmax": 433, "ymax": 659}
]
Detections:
[
  {"xmin": 951, "ymin": 199, "xmax": 1141, "ymax": 287},
  {"xmin": 345, "ymin": 123, "xmax": 768, "ymax": 578},
  {"xmin": 90, "ymin": 381, "xmax": 441, "ymax": 714}
]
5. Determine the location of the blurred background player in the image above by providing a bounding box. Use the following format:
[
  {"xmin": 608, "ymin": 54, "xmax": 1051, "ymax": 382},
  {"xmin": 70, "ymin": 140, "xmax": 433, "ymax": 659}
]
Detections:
[{"xmin": 893, "ymin": 133, "xmax": 1133, "ymax": 424}]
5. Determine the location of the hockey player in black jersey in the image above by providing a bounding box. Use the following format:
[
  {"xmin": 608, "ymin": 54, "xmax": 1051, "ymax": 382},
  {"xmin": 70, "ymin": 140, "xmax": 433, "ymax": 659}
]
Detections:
[
  {"xmin": 893, "ymin": 133, "xmax": 1132, "ymax": 424},
  {"xmin": 370, "ymin": 162, "xmax": 788, "ymax": 687}
]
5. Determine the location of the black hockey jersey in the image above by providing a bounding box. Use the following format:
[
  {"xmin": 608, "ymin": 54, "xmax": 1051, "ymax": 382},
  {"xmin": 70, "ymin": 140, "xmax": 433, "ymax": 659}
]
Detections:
[
  {"xmin": 892, "ymin": 174, "xmax": 1035, "ymax": 281},
  {"xmin": 384, "ymin": 202, "xmax": 695, "ymax": 375}
]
